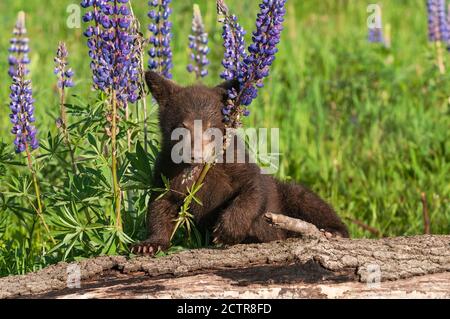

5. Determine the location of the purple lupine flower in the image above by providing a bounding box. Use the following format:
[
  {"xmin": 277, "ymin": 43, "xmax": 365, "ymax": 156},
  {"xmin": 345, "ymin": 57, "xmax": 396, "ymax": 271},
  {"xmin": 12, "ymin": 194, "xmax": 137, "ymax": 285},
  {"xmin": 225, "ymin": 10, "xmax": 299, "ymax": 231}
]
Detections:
[
  {"xmin": 218, "ymin": 0, "xmax": 287, "ymax": 126},
  {"xmin": 81, "ymin": 0, "xmax": 140, "ymax": 108},
  {"xmin": 54, "ymin": 42, "xmax": 75, "ymax": 89},
  {"xmin": 9, "ymin": 64, "xmax": 38, "ymax": 153},
  {"xmin": 217, "ymin": 0, "xmax": 247, "ymax": 125},
  {"xmin": 240, "ymin": 0, "xmax": 286, "ymax": 107},
  {"xmin": 187, "ymin": 4, "xmax": 210, "ymax": 79},
  {"xmin": 427, "ymin": 0, "xmax": 449, "ymax": 42},
  {"xmin": 148, "ymin": 0, "xmax": 173, "ymax": 79},
  {"xmin": 218, "ymin": 1, "xmax": 247, "ymax": 82},
  {"xmin": 8, "ymin": 11, "xmax": 30, "ymax": 78}
]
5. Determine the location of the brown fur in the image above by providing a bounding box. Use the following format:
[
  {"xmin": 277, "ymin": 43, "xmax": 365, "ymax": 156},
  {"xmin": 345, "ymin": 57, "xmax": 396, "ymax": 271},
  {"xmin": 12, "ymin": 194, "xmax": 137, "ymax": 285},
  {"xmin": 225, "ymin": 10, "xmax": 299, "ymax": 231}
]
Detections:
[{"xmin": 132, "ymin": 71, "xmax": 349, "ymax": 255}]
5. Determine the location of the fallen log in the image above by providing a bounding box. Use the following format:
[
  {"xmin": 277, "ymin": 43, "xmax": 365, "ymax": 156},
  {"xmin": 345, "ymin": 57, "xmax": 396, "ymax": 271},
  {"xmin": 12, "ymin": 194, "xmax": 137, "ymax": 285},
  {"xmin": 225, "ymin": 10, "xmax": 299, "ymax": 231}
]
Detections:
[{"xmin": 0, "ymin": 233, "xmax": 449, "ymax": 299}]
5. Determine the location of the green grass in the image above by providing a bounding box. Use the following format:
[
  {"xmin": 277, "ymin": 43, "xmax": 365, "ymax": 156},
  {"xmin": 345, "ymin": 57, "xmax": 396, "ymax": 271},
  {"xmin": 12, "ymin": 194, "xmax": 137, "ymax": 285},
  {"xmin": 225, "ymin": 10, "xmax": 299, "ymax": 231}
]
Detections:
[{"xmin": 0, "ymin": 0, "xmax": 449, "ymax": 275}]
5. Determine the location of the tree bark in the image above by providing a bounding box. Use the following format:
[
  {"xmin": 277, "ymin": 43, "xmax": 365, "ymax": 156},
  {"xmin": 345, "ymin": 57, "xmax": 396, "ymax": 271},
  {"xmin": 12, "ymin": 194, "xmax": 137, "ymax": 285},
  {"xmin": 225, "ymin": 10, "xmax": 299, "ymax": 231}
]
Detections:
[{"xmin": 0, "ymin": 234, "xmax": 449, "ymax": 299}]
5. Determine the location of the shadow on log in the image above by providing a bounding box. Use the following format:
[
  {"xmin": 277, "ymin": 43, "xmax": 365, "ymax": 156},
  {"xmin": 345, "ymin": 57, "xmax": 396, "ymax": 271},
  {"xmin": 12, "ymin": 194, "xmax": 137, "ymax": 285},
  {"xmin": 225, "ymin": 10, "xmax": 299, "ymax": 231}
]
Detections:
[{"xmin": 0, "ymin": 230, "xmax": 449, "ymax": 298}]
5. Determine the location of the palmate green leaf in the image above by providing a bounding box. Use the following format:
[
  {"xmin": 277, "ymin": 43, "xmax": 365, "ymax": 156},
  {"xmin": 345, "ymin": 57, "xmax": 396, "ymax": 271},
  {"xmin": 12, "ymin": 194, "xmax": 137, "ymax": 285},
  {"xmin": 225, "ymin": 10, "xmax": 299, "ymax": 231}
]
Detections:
[
  {"xmin": 48, "ymin": 167, "xmax": 111, "ymax": 208},
  {"xmin": 0, "ymin": 213, "xmax": 6, "ymax": 235},
  {"xmin": 38, "ymin": 131, "xmax": 65, "ymax": 161},
  {"xmin": 0, "ymin": 142, "xmax": 24, "ymax": 168},
  {"xmin": 0, "ymin": 193, "xmax": 5, "ymax": 212},
  {"xmin": 98, "ymin": 228, "xmax": 133, "ymax": 255},
  {"xmin": 124, "ymin": 141, "xmax": 154, "ymax": 190},
  {"xmin": 81, "ymin": 167, "xmax": 111, "ymax": 189},
  {"xmin": 147, "ymin": 139, "xmax": 159, "ymax": 161},
  {"xmin": 86, "ymin": 133, "xmax": 108, "ymax": 163},
  {"xmin": 2, "ymin": 175, "xmax": 35, "ymax": 204},
  {"xmin": 67, "ymin": 97, "xmax": 107, "ymax": 134}
]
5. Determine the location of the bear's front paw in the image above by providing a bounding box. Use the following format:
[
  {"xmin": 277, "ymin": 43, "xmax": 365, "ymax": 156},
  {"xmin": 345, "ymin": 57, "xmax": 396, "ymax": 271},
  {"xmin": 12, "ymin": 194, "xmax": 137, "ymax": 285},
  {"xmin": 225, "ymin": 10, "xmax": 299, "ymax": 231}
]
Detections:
[
  {"xmin": 130, "ymin": 240, "xmax": 167, "ymax": 256},
  {"xmin": 212, "ymin": 217, "xmax": 246, "ymax": 246}
]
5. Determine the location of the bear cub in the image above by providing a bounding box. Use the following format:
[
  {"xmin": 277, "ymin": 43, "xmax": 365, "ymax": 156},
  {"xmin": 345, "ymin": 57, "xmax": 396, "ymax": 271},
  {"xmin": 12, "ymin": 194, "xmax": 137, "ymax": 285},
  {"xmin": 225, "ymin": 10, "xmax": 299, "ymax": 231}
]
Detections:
[{"xmin": 132, "ymin": 71, "xmax": 349, "ymax": 255}]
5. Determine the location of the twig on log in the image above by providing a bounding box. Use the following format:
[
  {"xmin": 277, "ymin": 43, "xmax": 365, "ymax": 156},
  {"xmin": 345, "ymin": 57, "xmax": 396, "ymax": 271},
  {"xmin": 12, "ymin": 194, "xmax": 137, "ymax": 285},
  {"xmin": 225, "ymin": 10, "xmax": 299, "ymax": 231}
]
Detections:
[
  {"xmin": 421, "ymin": 192, "xmax": 431, "ymax": 235},
  {"xmin": 264, "ymin": 212, "xmax": 326, "ymax": 238},
  {"xmin": 345, "ymin": 217, "xmax": 383, "ymax": 238}
]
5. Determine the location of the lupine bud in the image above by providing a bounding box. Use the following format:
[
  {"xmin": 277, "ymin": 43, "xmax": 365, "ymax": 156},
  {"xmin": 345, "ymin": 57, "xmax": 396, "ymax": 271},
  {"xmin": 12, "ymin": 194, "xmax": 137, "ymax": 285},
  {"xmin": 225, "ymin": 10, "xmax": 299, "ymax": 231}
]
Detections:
[
  {"xmin": 148, "ymin": 0, "xmax": 173, "ymax": 79},
  {"xmin": 8, "ymin": 11, "xmax": 30, "ymax": 78},
  {"xmin": 54, "ymin": 42, "xmax": 75, "ymax": 89},
  {"xmin": 187, "ymin": 4, "xmax": 210, "ymax": 79}
]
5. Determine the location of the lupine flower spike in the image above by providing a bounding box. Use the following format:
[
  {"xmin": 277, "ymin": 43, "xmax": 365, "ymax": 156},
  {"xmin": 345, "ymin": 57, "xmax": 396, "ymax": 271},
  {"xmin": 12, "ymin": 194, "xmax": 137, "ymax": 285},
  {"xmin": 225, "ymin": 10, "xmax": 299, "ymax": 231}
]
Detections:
[
  {"xmin": 9, "ymin": 64, "xmax": 53, "ymax": 241},
  {"xmin": 217, "ymin": 0, "xmax": 247, "ymax": 127},
  {"xmin": 54, "ymin": 42, "xmax": 74, "ymax": 91},
  {"xmin": 82, "ymin": 0, "xmax": 142, "ymax": 230},
  {"xmin": 8, "ymin": 11, "xmax": 30, "ymax": 78},
  {"xmin": 81, "ymin": 0, "xmax": 140, "ymax": 108},
  {"xmin": 219, "ymin": 0, "xmax": 287, "ymax": 128},
  {"xmin": 218, "ymin": 0, "xmax": 247, "ymax": 83},
  {"xmin": 54, "ymin": 42, "xmax": 77, "ymax": 173},
  {"xmin": 187, "ymin": 4, "xmax": 210, "ymax": 79},
  {"xmin": 148, "ymin": 0, "xmax": 173, "ymax": 79},
  {"xmin": 427, "ymin": 0, "xmax": 449, "ymax": 42},
  {"xmin": 10, "ymin": 64, "xmax": 38, "ymax": 153},
  {"xmin": 427, "ymin": 0, "xmax": 448, "ymax": 73}
]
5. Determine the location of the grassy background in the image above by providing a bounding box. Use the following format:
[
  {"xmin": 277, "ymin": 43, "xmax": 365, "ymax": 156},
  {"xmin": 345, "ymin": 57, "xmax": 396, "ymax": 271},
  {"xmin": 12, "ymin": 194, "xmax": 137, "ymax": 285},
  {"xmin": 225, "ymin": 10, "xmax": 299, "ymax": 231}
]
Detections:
[{"xmin": 0, "ymin": 0, "xmax": 449, "ymax": 239}]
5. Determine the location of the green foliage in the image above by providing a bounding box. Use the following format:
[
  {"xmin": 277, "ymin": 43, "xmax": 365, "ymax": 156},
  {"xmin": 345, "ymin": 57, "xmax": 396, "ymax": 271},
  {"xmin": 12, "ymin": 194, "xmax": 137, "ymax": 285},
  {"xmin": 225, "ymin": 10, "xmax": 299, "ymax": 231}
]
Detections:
[
  {"xmin": 171, "ymin": 182, "xmax": 204, "ymax": 249},
  {"xmin": 0, "ymin": 91, "xmax": 158, "ymax": 275}
]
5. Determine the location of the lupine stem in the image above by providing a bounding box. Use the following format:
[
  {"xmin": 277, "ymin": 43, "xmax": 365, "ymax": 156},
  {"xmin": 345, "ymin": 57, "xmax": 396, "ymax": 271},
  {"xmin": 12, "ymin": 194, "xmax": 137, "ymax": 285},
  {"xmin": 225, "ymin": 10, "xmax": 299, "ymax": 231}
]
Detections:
[
  {"xmin": 25, "ymin": 142, "xmax": 55, "ymax": 244},
  {"xmin": 139, "ymin": 31, "xmax": 149, "ymax": 152},
  {"xmin": 58, "ymin": 86, "xmax": 77, "ymax": 174},
  {"xmin": 435, "ymin": 40, "xmax": 446, "ymax": 74},
  {"xmin": 143, "ymin": 97, "xmax": 149, "ymax": 152},
  {"xmin": 129, "ymin": 0, "xmax": 149, "ymax": 151},
  {"xmin": 111, "ymin": 91, "xmax": 122, "ymax": 231}
]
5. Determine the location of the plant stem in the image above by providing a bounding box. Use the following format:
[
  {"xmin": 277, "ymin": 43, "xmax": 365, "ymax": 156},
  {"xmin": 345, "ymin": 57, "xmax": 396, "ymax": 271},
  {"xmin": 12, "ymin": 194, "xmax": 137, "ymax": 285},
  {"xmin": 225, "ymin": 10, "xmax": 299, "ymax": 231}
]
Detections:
[
  {"xmin": 59, "ymin": 86, "xmax": 77, "ymax": 174},
  {"xmin": 125, "ymin": 106, "xmax": 132, "ymax": 151},
  {"xmin": 130, "ymin": 1, "xmax": 149, "ymax": 152},
  {"xmin": 24, "ymin": 143, "xmax": 55, "ymax": 244},
  {"xmin": 111, "ymin": 91, "xmax": 122, "ymax": 231},
  {"xmin": 143, "ymin": 94, "xmax": 149, "ymax": 152},
  {"xmin": 125, "ymin": 105, "xmax": 133, "ymax": 217},
  {"xmin": 435, "ymin": 40, "xmax": 445, "ymax": 74}
]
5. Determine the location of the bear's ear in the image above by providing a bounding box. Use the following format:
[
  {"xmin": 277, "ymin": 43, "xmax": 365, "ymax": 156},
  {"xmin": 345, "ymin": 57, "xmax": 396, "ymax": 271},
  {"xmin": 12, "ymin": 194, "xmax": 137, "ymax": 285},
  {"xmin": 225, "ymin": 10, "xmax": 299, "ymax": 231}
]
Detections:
[
  {"xmin": 145, "ymin": 71, "xmax": 181, "ymax": 108},
  {"xmin": 214, "ymin": 79, "xmax": 241, "ymax": 99}
]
